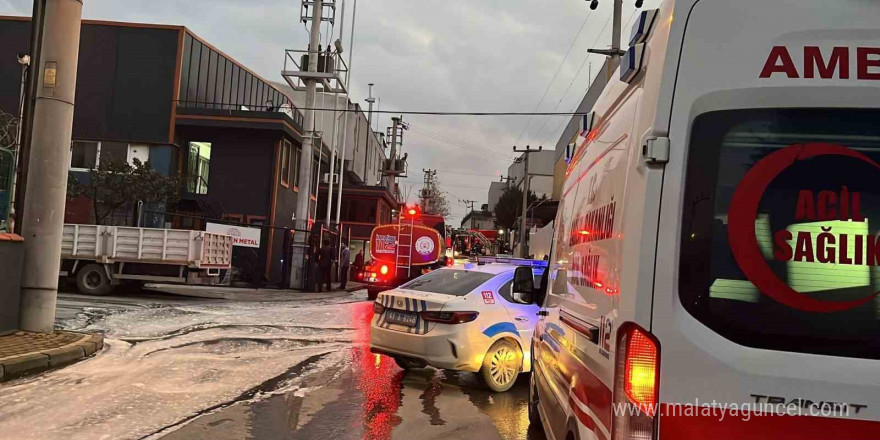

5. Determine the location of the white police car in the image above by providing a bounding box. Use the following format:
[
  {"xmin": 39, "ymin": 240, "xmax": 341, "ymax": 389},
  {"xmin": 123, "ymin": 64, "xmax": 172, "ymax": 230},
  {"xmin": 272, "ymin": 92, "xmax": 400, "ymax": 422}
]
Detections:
[{"xmin": 369, "ymin": 257, "xmax": 545, "ymax": 392}]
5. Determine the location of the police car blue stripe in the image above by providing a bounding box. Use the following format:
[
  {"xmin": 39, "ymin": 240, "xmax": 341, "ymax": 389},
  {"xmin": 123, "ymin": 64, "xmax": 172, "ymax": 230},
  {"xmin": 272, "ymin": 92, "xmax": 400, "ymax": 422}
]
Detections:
[
  {"xmin": 421, "ymin": 300, "xmax": 428, "ymax": 334},
  {"xmin": 482, "ymin": 322, "xmax": 520, "ymax": 338}
]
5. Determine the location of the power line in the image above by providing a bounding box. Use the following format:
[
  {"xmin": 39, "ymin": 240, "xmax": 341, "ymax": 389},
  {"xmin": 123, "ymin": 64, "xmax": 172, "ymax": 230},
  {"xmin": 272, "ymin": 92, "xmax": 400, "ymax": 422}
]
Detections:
[
  {"xmin": 530, "ymin": 10, "xmax": 615, "ymax": 144},
  {"xmin": 542, "ymin": 7, "xmax": 643, "ymax": 142},
  {"xmin": 513, "ymin": 12, "xmax": 594, "ymax": 149},
  {"xmin": 270, "ymin": 107, "xmax": 598, "ymax": 116},
  {"xmin": 407, "ymin": 128, "xmax": 513, "ymax": 161}
]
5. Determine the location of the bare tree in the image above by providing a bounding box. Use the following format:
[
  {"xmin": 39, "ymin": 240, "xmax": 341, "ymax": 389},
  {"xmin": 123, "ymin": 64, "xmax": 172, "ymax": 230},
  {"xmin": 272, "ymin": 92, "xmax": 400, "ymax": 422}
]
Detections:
[
  {"xmin": 419, "ymin": 176, "xmax": 451, "ymax": 217},
  {"xmin": 0, "ymin": 110, "xmax": 19, "ymax": 150}
]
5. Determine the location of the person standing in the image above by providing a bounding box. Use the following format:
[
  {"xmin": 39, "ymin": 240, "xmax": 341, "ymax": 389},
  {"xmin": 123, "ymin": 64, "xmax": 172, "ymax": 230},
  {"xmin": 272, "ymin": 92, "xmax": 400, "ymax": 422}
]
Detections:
[
  {"xmin": 317, "ymin": 239, "xmax": 334, "ymax": 292},
  {"xmin": 354, "ymin": 249, "xmax": 364, "ymax": 275},
  {"xmin": 339, "ymin": 241, "xmax": 351, "ymax": 290}
]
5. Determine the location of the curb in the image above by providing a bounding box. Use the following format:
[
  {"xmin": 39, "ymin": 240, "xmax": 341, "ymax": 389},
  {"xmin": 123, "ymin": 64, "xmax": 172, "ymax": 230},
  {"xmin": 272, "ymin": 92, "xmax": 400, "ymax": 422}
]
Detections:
[{"xmin": 0, "ymin": 332, "xmax": 104, "ymax": 382}]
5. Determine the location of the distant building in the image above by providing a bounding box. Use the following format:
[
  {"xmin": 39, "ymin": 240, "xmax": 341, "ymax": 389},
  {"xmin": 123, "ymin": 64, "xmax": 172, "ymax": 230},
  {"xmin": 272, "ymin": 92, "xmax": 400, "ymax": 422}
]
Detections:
[
  {"xmin": 0, "ymin": 16, "xmax": 390, "ymax": 286},
  {"xmin": 487, "ymin": 181, "xmax": 507, "ymax": 213},
  {"xmin": 507, "ymin": 149, "xmax": 555, "ymax": 199},
  {"xmin": 461, "ymin": 210, "xmax": 494, "ymax": 230}
]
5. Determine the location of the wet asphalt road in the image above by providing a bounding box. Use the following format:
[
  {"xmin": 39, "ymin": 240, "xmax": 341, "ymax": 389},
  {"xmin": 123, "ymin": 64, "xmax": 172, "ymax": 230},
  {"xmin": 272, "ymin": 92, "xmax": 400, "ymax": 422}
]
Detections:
[
  {"xmin": 0, "ymin": 288, "xmax": 546, "ymax": 440},
  {"xmin": 160, "ymin": 300, "xmax": 547, "ymax": 440}
]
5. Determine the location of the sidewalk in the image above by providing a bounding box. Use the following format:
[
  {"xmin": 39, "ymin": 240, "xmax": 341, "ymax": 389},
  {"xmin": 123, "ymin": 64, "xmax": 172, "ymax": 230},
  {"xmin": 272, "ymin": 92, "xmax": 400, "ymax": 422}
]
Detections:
[
  {"xmin": 0, "ymin": 330, "xmax": 104, "ymax": 382},
  {"xmin": 143, "ymin": 282, "xmax": 367, "ymax": 301}
]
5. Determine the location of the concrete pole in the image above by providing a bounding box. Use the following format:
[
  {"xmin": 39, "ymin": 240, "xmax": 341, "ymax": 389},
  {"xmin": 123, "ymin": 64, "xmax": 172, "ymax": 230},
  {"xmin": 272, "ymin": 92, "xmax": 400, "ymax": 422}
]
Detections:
[
  {"xmin": 294, "ymin": 0, "xmax": 323, "ymax": 227},
  {"xmin": 608, "ymin": 0, "xmax": 623, "ymax": 80},
  {"xmin": 334, "ymin": 0, "xmax": 357, "ymax": 228},
  {"xmin": 19, "ymin": 0, "xmax": 83, "ymax": 333},
  {"xmin": 519, "ymin": 153, "xmax": 530, "ymax": 258},
  {"xmin": 365, "ymin": 83, "xmax": 374, "ymax": 132},
  {"xmin": 389, "ymin": 116, "xmax": 399, "ymax": 174},
  {"xmin": 324, "ymin": 92, "xmax": 339, "ymax": 225}
]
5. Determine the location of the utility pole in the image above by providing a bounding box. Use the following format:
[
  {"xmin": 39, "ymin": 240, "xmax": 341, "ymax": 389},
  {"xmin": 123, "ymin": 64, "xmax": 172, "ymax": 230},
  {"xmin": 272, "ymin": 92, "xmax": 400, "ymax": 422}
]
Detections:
[
  {"xmin": 334, "ymin": 0, "xmax": 358, "ymax": 234},
  {"xmin": 365, "ymin": 83, "xmax": 375, "ymax": 131},
  {"xmin": 587, "ymin": 0, "xmax": 625, "ymax": 80},
  {"xmin": 460, "ymin": 199, "xmax": 476, "ymax": 228},
  {"xmin": 420, "ymin": 169, "xmax": 437, "ymax": 213},
  {"xmin": 13, "ymin": 0, "xmax": 46, "ymax": 234},
  {"xmin": 19, "ymin": 0, "xmax": 83, "ymax": 333},
  {"xmin": 294, "ymin": 0, "xmax": 324, "ymax": 227},
  {"xmin": 513, "ymin": 145, "xmax": 542, "ymax": 258},
  {"xmin": 499, "ymin": 175, "xmax": 514, "ymax": 189}
]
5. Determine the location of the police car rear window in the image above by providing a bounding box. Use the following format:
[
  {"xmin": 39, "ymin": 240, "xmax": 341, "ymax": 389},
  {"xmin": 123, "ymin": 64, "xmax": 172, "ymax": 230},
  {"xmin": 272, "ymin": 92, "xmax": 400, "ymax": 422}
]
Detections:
[
  {"xmin": 400, "ymin": 269, "xmax": 494, "ymax": 296},
  {"xmin": 680, "ymin": 108, "xmax": 880, "ymax": 360}
]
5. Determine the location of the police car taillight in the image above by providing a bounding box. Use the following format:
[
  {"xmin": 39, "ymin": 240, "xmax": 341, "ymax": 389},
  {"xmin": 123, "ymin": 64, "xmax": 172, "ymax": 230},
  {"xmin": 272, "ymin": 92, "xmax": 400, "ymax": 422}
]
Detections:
[
  {"xmin": 420, "ymin": 311, "xmax": 479, "ymax": 324},
  {"xmin": 612, "ymin": 324, "xmax": 659, "ymax": 440}
]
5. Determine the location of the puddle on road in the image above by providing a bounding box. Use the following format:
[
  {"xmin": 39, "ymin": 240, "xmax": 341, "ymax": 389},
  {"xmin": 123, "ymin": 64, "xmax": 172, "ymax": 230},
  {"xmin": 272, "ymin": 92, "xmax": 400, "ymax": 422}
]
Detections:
[{"xmin": 158, "ymin": 301, "xmax": 545, "ymax": 440}]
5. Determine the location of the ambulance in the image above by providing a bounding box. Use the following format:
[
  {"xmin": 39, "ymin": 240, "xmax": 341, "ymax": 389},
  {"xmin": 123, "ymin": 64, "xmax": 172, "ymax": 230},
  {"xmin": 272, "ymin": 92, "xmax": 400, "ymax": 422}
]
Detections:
[{"xmin": 525, "ymin": 1, "xmax": 880, "ymax": 440}]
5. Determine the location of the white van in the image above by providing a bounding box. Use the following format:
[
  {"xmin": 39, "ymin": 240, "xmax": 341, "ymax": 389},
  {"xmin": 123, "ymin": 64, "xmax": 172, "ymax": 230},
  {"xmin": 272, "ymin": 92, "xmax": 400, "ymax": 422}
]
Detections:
[{"xmin": 527, "ymin": 1, "xmax": 880, "ymax": 440}]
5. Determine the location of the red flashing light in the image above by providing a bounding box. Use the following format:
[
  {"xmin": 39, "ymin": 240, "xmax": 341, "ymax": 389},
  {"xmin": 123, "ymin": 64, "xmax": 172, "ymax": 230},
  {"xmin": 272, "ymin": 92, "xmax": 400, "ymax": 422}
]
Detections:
[
  {"xmin": 579, "ymin": 230, "xmax": 591, "ymax": 236},
  {"xmin": 408, "ymin": 208, "xmax": 417, "ymax": 216},
  {"xmin": 380, "ymin": 265, "xmax": 390, "ymax": 275},
  {"xmin": 623, "ymin": 327, "xmax": 659, "ymax": 416}
]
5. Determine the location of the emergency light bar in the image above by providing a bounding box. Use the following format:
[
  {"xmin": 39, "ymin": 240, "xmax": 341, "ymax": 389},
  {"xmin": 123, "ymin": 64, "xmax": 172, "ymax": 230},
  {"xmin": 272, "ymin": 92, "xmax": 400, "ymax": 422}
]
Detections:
[{"xmin": 470, "ymin": 256, "xmax": 549, "ymax": 268}]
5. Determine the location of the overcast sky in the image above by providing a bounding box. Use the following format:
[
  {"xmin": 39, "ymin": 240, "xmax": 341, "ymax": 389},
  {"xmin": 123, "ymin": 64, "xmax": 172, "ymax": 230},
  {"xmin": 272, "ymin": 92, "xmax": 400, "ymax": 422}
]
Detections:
[{"xmin": 1, "ymin": 0, "xmax": 660, "ymax": 223}]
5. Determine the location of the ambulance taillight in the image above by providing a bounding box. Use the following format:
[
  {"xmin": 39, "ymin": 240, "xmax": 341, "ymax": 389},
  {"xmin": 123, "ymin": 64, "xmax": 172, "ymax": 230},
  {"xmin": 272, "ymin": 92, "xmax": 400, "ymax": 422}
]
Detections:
[{"xmin": 612, "ymin": 324, "xmax": 660, "ymax": 440}]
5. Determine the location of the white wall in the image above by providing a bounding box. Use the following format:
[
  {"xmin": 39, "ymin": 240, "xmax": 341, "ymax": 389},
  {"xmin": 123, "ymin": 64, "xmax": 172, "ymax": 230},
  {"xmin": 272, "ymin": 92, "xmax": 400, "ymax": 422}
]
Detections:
[
  {"xmin": 488, "ymin": 181, "xmax": 507, "ymax": 213},
  {"xmin": 275, "ymin": 82, "xmax": 388, "ymax": 188},
  {"xmin": 507, "ymin": 149, "xmax": 555, "ymax": 198}
]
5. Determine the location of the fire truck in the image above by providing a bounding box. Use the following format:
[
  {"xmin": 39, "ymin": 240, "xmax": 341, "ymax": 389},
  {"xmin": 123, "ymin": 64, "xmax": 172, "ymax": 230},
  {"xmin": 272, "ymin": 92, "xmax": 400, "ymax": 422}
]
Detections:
[{"xmin": 361, "ymin": 206, "xmax": 449, "ymax": 299}]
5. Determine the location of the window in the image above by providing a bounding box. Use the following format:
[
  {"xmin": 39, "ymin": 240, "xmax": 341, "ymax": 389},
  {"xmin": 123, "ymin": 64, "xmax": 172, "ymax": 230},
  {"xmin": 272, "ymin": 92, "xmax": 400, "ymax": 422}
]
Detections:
[
  {"xmin": 281, "ymin": 140, "xmax": 291, "ymax": 187},
  {"xmin": 187, "ymin": 142, "xmax": 212, "ymax": 194},
  {"xmin": 221, "ymin": 213, "xmax": 243, "ymax": 224},
  {"xmin": 247, "ymin": 215, "xmax": 266, "ymax": 226},
  {"xmin": 400, "ymin": 270, "xmax": 495, "ymax": 296},
  {"xmin": 292, "ymin": 148, "xmax": 301, "ymax": 190},
  {"xmin": 99, "ymin": 142, "xmax": 128, "ymax": 166},
  {"xmin": 680, "ymin": 108, "xmax": 880, "ymax": 360},
  {"xmin": 70, "ymin": 141, "xmax": 98, "ymax": 169}
]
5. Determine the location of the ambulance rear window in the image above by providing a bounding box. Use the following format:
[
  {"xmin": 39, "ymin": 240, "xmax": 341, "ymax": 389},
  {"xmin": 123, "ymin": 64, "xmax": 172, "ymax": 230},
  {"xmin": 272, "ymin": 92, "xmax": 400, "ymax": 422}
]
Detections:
[
  {"xmin": 400, "ymin": 269, "xmax": 494, "ymax": 296},
  {"xmin": 680, "ymin": 108, "xmax": 880, "ymax": 359}
]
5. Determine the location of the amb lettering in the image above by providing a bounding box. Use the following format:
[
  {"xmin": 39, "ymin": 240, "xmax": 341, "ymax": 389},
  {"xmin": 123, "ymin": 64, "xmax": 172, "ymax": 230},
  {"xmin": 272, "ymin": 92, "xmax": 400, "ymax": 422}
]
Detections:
[
  {"xmin": 760, "ymin": 45, "xmax": 880, "ymax": 80},
  {"xmin": 569, "ymin": 201, "xmax": 616, "ymax": 246},
  {"xmin": 571, "ymin": 253, "xmax": 600, "ymax": 288},
  {"xmin": 773, "ymin": 187, "xmax": 879, "ymax": 265}
]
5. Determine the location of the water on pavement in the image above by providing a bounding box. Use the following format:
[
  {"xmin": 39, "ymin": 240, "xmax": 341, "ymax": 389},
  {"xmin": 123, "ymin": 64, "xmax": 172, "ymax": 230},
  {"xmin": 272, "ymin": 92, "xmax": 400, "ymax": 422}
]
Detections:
[{"xmin": 0, "ymin": 291, "xmax": 546, "ymax": 440}]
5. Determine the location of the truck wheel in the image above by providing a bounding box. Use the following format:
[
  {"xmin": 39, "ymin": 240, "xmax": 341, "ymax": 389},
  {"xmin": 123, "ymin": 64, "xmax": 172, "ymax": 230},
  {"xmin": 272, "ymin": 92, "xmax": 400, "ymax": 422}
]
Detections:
[
  {"xmin": 76, "ymin": 264, "xmax": 115, "ymax": 296},
  {"xmin": 367, "ymin": 288, "xmax": 381, "ymax": 300},
  {"xmin": 480, "ymin": 339, "xmax": 522, "ymax": 392}
]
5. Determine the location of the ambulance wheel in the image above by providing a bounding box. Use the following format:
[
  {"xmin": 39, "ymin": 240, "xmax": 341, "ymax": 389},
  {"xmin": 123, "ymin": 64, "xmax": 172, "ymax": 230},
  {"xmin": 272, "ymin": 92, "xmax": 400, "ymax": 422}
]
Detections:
[
  {"xmin": 393, "ymin": 356, "xmax": 426, "ymax": 370},
  {"xmin": 76, "ymin": 264, "xmax": 115, "ymax": 296},
  {"xmin": 480, "ymin": 339, "xmax": 522, "ymax": 392},
  {"xmin": 367, "ymin": 289, "xmax": 381, "ymax": 300}
]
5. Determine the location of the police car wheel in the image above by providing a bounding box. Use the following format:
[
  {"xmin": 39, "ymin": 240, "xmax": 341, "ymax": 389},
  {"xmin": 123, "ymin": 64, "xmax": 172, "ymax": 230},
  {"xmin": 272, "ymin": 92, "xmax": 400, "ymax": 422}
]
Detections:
[
  {"xmin": 393, "ymin": 356, "xmax": 426, "ymax": 370},
  {"xmin": 480, "ymin": 340, "xmax": 521, "ymax": 392}
]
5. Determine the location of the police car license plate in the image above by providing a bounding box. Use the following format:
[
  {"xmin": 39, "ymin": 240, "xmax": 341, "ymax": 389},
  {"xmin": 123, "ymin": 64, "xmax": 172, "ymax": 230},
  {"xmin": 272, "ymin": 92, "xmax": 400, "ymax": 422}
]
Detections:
[{"xmin": 385, "ymin": 310, "xmax": 417, "ymax": 327}]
